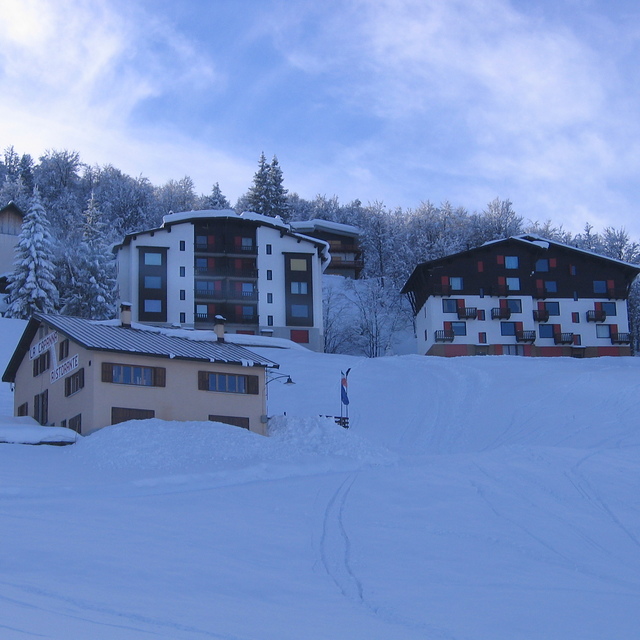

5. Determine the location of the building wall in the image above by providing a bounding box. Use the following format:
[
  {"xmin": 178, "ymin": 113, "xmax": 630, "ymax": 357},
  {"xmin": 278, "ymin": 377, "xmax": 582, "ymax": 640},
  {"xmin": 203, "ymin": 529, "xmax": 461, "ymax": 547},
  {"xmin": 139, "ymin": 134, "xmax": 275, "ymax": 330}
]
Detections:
[{"xmin": 13, "ymin": 329, "xmax": 268, "ymax": 436}]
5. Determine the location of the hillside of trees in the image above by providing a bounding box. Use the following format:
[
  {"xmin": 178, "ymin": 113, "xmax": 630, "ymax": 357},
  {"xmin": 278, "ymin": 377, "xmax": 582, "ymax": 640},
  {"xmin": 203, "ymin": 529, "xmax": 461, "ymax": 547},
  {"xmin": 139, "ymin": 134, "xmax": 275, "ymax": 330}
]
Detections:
[{"xmin": 2, "ymin": 145, "xmax": 640, "ymax": 355}]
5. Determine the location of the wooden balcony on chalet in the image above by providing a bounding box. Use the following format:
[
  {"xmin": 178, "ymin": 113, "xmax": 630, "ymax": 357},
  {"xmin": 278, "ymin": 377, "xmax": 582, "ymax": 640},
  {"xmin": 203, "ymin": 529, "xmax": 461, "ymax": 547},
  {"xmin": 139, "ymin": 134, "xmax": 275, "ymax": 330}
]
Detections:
[
  {"xmin": 554, "ymin": 332, "xmax": 574, "ymax": 345},
  {"xmin": 586, "ymin": 309, "xmax": 606, "ymax": 322},
  {"xmin": 611, "ymin": 332, "xmax": 631, "ymax": 344},
  {"xmin": 516, "ymin": 330, "xmax": 536, "ymax": 343},
  {"xmin": 457, "ymin": 307, "xmax": 478, "ymax": 319},
  {"xmin": 491, "ymin": 307, "xmax": 511, "ymax": 320},
  {"xmin": 434, "ymin": 330, "xmax": 455, "ymax": 343},
  {"xmin": 532, "ymin": 309, "xmax": 550, "ymax": 322}
]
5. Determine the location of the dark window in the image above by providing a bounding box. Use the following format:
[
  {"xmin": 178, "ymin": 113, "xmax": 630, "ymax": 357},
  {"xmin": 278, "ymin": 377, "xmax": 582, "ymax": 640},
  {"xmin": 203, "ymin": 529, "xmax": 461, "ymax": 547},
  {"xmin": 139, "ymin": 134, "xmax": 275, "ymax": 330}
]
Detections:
[
  {"xmin": 64, "ymin": 368, "xmax": 85, "ymax": 397},
  {"xmin": 198, "ymin": 371, "xmax": 259, "ymax": 394},
  {"xmin": 291, "ymin": 329, "xmax": 310, "ymax": 343},
  {"xmin": 209, "ymin": 415, "xmax": 250, "ymax": 430},
  {"xmin": 180, "ymin": 240, "xmax": 186, "ymax": 251},
  {"xmin": 180, "ymin": 312, "xmax": 186, "ymax": 323},
  {"xmin": 593, "ymin": 280, "xmax": 607, "ymax": 294},
  {"xmin": 506, "ymin": 299, "xmax": 522, "ymax": 313},
  {"xmin": 144, "ymin": 276, "xmax": 162, "ymax": 288},
  {"xmin": 33, "ymin": 390, "xmax": 48, "ymax": 425},
  {"xmin": 180, "ymin": 289, "xmax": 186, "ymax": 300},
  {"xmin": 267, "ymin": 315, "xmax": 273, "ymax": 326},
  {"xmin": 569, "ymin": 264, "xmax": 577, "ymax": 276},
  {"xmin": 60, "ymin": 419, "xmax": 67, "ymax": 429},
  {"xmin": 442, "ymin": 299, "xmax": 458, "ymax": 313},
  {"xmin": 266, "ymin": 244, "xmax": 272, "ymax": 255},
  {"xmin": 505, "ymin": 256, "xmax": 519, "ymax": 269},
  {"xmin": 544, "ymin": 281, "xmax": 557, "ymax": 293},
  {"xmin": 602, "ymin": 302, "xmax": 617, "ymax": 316},
  {"xmin": 544, "ymin": 301, "xmax": 560, "ymax": 316},
  {"xmin": 572, "ymin": 312, "xmax": 580, "ymax": 323},
  {"xmin": 291, "ymin": 282, "xmax": 308, "ymax": 294},
  {"xmin": 291, "ymin": 304, "xmax": 309, "ymax": 318},
  {"xmin": 102, "ymin": 363, "xmax": 166, "ymax": 387},
  {"xmin": 451, "ymin": 321, "xmax": 466, "ymax": 336},
  {"xmin": 59, "ymin": 339, "xmax": 69, "ymax": 361},
  {"xmin": 180, "ymin": 266, "xmax": 186, "ymax": 277},
  {"xmin": 501, "ymin": 322, "xmax": 516, "ymax": 336},
  {"xmin": 68, "ymin": 414, "xmax": 82, "ymax": 434},
  {"xmin": 33, "ymin": 351, "xmax": 50, "ymax": 377},
  {"xmin": 479, "ymin": 332, "xmax": 487, "ymax": 344},
  {"xmin": 267, "ymin": 270, "xmax": 273, "ymax": 281},
  {"xmin": 267, "ymin": 293, "xmax": 273, "ymax": 303},
  {"xmin": 111, "ymin": 407, "xmax": 155, "ymax": 425},
  {"xmin": 535, "ymin": 259, "xmax": 549, "ymax": 272},
  {"xmin": 539, "ymin": 324, "xmax": 554, "ymax": 338},
  {"xmin": 144, "ymin": 299, "xmax": 162, "ymax": 313},
  {"xmin": 17, "ymin": 402, "xmax": 28, "ymax": 416}
]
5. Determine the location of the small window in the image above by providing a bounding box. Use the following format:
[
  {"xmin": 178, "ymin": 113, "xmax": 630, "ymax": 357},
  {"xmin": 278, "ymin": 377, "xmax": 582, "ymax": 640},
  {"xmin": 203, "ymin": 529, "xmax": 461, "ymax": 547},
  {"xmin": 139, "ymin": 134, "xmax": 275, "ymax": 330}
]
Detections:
[
  {"xmin": 180, "ymin": 240, "xmax": 186, "ymax": 251},
  {"xmin": 266, "ymin": 244, "xmax": 272, "ymax": 255},
  {"xmin": 144, "ymin": 252, "xmax": 163, "ymax": 266},
  {"xmin": 569, "ymin": 264, "xmax": 577, "ymax": 276},
  {"xmin": 180, "ymin": 266, "xmax": 186, "ymax": 277},
  {"xmin": 506, "ymin": 277, "xmax": 520, "ymax": 291},
  {"xmin": 144, "ymin": 276, "xmax": 162, "ymax": 289},
  {"xmin": 59, "ymin": 339, "xmax": 69, "ymax": 361},
  {"xmin": 506, "ymin": 299, "xmax": 522, "ymax": 313},
  {"xmin": 291, "ymin": 304, "xmax": 309, "ymax": 318},
  {"xmin": 267, "ymin": 293, "xmax": 273, "ymax": 304},
  {"xmin": 505, "ymin": 256, "xmax": 519, "ymax": 269},
  {"xmin": 180, "ymin": 312, "xmax": 186, "ymax": 323},
  {"xmin": 539, "ymin": 324, "xmax": 554, "ymax": 338},
  {"xmin": 64, "ymin": 368, "xmax": 85, "ymax": 397},
  {"xmin": 477, "ymin": 309, "xmax": 486, "ymax": 321},
  {"xmin": 68, "ymin": 414, "xmax": 82, "ymax": 434},
  {"xmin": 593, "ymin": 280, "xmax": 607, "ymax": 294},
  {"xmin": 501, "ymin": 322, "xmax": 516, "ymax": 336},
  {"xmin": 267, "ymin": 315, "xmax": 274, "ymax": 326},
  {"xmin": 241, "ymin": 237, "xmax": 253, "ymax": 249},
  {"xmin": 198, "ymin": 371, "xmax": 258, "ymax": 394},
  {"xmin": 451, "ymin": 321, "xmax": 466, "ymax": 336},
  {"xmin": 291, "ymin": 282, "xmax": 308, "ymax": 295},
  {"xmin": 596, "ymin": 324, "xmax": 611, "ymax": 338},
  {"xmin": 535, "ymin": 259, "xmax": 549, "ymax": 272},
  {"xmin": 544, "ymin": 281, "xmax": 557, "ymax": 293},
  {"xmin": 449, "ymin": 277, "xmax": 463, "ymax": 291},
  {"xmin": 290, "ymin": 258, "xmax": 308, "ymax": 271},
  {"xmin": 479, "ymin": 332, "xmax": 487, "ymax": 344},
  {"xmin": 103, "ymin": 363, "xmax": 166, "ymax": 387},
  {"xmin": 442, "ymin": 299, "xmax": 458, "ymax": 313},
  {"xmin": 144, "ymin": 299, "xmax": 162, "ymax": 313},
  {"xmin": 33, "ymin": 351, "xmax": 50, "ymax": 377},
  {"xmin": 267, "ymin": 270, "xmax": 273, "ymax": 281},
  {"xmin": 572, "ymin": 312, "xmax": 580, "ymax": 323},
  {"xmin": 544, "ymin": 301, "xmax": 560, "ymax": 316},
  {"xmin": 180, "ymin": 289, "xmax": 186, "ymax": 301},
  {"xmin": 602, "ymin": 302, "xmax": 617, "ymax": 316}
]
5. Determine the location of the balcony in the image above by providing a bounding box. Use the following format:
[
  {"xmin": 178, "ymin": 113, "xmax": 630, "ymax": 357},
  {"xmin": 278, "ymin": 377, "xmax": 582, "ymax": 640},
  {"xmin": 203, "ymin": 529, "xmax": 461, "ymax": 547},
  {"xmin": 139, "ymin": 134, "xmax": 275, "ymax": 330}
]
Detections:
[
  {"xmin": 457, "ymin": 307, "xmax": 478, "ymax": 320},
  {"xmin": 611, "ymin": 332, "xmax": 631, "ymax": 344},
  {"xmin": 434, "ymin": 330, "xmax": 455, "ymax": 343},
  {"xmin": 532, "ymin": 309, "xmax": 550, "ymax": 322},
  {"xmin": 195, "ymin": 311, "xmax": 258, "ymax": 325},
  {"xmin": 194, "ymin": 266, "xmax": 258, "ymax": 278},
  {"xmin": 554, "ymin": 332, "xmax": 574, "ymax": 345},
  {"xmin": 516, "ymin": 330, "xmax": 536, "ymax": 343},
  {"xmin": 195, "ymin": 287, "xmax": 258, "ymax": 301},
  {"xmin": 194, "ymin": 242, "xmax": 257, "ymax": 255},
  {"xmin": 586, "ymin": 309, "xmax": 606, "ymax": 322},
  {"xmin": 491, "ymin": 307, "xmax": 511, "ymax": 320}
]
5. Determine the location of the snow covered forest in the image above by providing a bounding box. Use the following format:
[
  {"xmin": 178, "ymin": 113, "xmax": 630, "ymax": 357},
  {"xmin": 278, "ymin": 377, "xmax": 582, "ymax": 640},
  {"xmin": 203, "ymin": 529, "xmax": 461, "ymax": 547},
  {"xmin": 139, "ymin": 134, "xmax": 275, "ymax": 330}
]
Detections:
[{"xmin": 3, "ymin": 145, "xmax": 640, "ymax": 354}]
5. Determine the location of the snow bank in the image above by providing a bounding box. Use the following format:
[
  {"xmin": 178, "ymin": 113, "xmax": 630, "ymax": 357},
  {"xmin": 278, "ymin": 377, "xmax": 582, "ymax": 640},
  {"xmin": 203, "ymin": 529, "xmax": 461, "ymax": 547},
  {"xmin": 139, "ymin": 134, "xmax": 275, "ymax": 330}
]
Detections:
[{"xmin": 0, "ymin": 416, "xmax": 80, "ymax": 444}]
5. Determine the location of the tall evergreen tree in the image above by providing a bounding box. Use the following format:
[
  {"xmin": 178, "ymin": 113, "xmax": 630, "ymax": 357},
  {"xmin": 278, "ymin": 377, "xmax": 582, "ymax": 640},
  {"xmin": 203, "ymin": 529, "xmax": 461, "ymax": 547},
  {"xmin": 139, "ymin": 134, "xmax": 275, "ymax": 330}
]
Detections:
[
  {"xmin": 268, "ymin": 155, "xmax": 289, "ymax": 220},
  {"xmin": 246, "ymin": 153, "xmax": 289, "ymax": 218},
  {"xmin": 204, "ymin": 182, "xmax": 231, "ymax": 210},
  {"xmin": 5, "ymin": 187, "xmax": 59, "ymax": 318}
]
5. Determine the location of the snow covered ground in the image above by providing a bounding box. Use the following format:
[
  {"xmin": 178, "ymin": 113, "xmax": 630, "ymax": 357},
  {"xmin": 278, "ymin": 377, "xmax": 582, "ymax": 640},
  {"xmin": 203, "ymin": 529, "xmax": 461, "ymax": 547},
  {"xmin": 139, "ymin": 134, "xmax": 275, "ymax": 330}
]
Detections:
[{"xmin": 2, "ymin": 317, "xmax": 640, "ymax": 639}]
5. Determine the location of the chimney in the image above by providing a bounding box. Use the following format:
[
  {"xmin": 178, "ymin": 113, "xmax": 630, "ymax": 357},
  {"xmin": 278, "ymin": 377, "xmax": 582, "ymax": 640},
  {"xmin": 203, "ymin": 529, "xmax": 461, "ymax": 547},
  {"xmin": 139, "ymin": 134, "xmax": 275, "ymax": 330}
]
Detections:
[
  {"xmin": 213, "ymin": 315, "xmax": 226, "ymax": 342},
  {"xmin": 120, "ymin": 302, "xmax": 132, "ymax": 328}
]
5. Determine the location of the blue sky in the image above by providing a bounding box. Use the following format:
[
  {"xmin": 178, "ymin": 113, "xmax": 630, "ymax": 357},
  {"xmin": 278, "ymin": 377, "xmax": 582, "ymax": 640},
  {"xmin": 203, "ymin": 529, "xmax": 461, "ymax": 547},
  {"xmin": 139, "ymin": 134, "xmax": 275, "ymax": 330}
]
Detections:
[{"xmin": 1, "ymin": 0, "xmax": 640, "ymax": 236}]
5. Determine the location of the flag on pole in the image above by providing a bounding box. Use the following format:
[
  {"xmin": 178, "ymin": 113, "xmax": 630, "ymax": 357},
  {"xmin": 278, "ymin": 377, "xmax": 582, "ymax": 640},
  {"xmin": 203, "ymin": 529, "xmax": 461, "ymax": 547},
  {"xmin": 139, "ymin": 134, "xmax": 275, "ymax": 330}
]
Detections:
[{"xmin": 341, "ymin": 369, "xmax": 350, "ymax": 406}]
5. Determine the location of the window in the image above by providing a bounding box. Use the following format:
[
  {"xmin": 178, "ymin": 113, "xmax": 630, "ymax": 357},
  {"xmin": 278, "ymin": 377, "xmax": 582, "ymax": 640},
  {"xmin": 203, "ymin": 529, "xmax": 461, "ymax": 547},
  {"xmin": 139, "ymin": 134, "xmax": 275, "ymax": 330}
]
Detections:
[
  {"xmin": 501, "ymin": 322, "xmax": 516, "ymax": 336},
  {"xmin": 196, "ymin": 235, "xmax": 207, "ymax": 248},
  {"xmin": 180, "ymin": 312, "xmax": 186, "ymax": 323},
  {"xmin": 59, "ymin": 339, "xmax": 69, "ymax": 361},
  {"xmin": 144, "ymin": 299, "xmax": 162, "ymax": 313},
  {"xmin": 267, "ymin": 270, "xmax": 273, "ymax": 281},
  {"xmin": 68, "ymin": 414, "xmax": 82, "ymax": 434},
  {"xmin": 242, "ymin": 306, "xmax": 254, "ymax": 319},
  {"xmin": 102, "ymin": 363, "xmax": 166, "ymax": 387},
  {"xmin": 111, "ymin": 407, "xmax": 155, "ymax": 425},
  {"xmin": 291, "ymin": 282, "xmax": 308, "ymax": 295},
  {"xmin": 266, "ymin": 244, "xmax": 272, "ymax": 255},
  {"xmin": 144, "ymin": 276, "xmax": 162, "ymax": 289},
  {"xmin": 449, "ymin": 277, "xmax": 463, "ymax": 291},
  {"xmin": 291, "ymin": 304, "xmax": 309, "ymax": 318},
  {"xmin": 290, "ymin": 258, "xmax": 308, "ymax": 271},
  {"xmin": 479, "ymin": 332, "xmax": 487, "ymax": 344},
  {"xmin": 503, "ymin": 345, "xmax": 525, "ymax": 356},
  {"xmin": 180, "ymin": 266, "xmax": 186, "ymax": 277},
  {"xmin": 180, "ymin": 289, "xmax": 186, "ymax": 301},
  {"xmin": 544, "ymin": 281, "xmax": 557, "ymax": 293},
  {"xmin": 539, "ymin": 324, "xmax": 554, "ymax": 338},
  {"xmin": 544, "ymin": 301, "xmax": 560, "ymax": 316},
  {"xmin": 593, "ymin": 280, "xmax": 607, "ymax": 294},
  {"xmin": 506, "ymin": 277, "xmax": 520, "ymax": 291},
  {"xmin": 179, "ymin": 240, "xmax": 186, "ymax": 251},
  {"xmin": 596, "ymin": 324, "xmax": 611, "ymax": 338},
  {"xmin": 198, "ymin": 371, "xmax": 258, "ymax": 394},
  {"xmin": 196, "ymin": 304, "xmax": 207, "ymax": 315},
  {"xmin": 267, "ymin": 315, "xmax": 273, "ymax": 326},
  {"xmin": 267, "ymin": 293, "xmax": 273, "ymax": 303},
  {"xmin": 144, "ymin": 252, "xmax": 163, "ymax": 266},
  {"xmin": 34, "ymin": 390, "xmax": 48, "ymax": 425},
  {"xmin": 602, "ymin": 302, "xmax": 617, "ymax": 316},
  {"xmin": 505, "ymin": 256, "xmax": 519, "ymax": 269},
  {"xmin": 17, "ymin": 402, "xmax": 28, "ymax": 417},
  {"xmin": 572, "ymin": 312, "xmax": 580, "ymax": 323},
  {"xmin": 290, "ymin": 329, "xmax": 310, "ymax": 343},
  {"xmin": 535, "ymin": 259, "xmax": 549, "ymax": 272},
  {"xmin": 451, "ymin": 321, "xmax": 466, "ymax": 336},
  {"xmin": 506, "ymin": 299, "xmax": 522, "ymax": 313},
  {"xmin": 241, "ymin": 237, "xmax": 253, "ymax": 250},
  {"xmin": 33, "ymin": 351, "xmax": 50, "ymax": 377},
  {"xmin": 442, "ymin": 299, "xmax": 458, "ymax": 313},
  {"xmin": 477, "ymin": 309, "xmax": 486, "ymax": 321},
  {"xmin": 569, "ymin": 264, "xmax": 577, "ymax": 276},
  {"xmin": 209, "ymin": 415, "xmax": 250, "ymax": 430},
  {"xmin": 64, "ymin": 368, "xmax": 85, "ymax": 397}
]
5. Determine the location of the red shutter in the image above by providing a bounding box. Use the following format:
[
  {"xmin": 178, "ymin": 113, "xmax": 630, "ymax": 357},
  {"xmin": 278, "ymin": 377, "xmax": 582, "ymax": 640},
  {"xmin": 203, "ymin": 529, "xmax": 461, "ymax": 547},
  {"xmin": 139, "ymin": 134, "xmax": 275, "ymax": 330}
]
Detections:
[
  {"xmin": 457, "ymin": 299, "xmax": 465, "ymax": 309},
  {"xmin": 441, "ymin": 276, "xmax": 449, "ymax": 285},
  {"xmin": 208, "ymin": 234, "xmax": 215, "ymax": 246},
  {"xmin": 500, "ymin": 299, "xmax": 508, "ymax": 309},
  {"xmin": 208, "ymin": 257, "xmax": 215, "ymax": 269},
  {"xmin": 572, "ymin": 312, "xmax": 579, "ymax": 323},
  {"xmin": 595, "ymin": 302, "xmax": 602, "ymax": 310},
  {"xmin": 498, "ymin": 276, "xmax": 505, "ymax": 285},
  {"xmin": 516, "ymin": 322, "xmax": 523, "ymax": 332},
  {"xmin": 549, "ymin": 258, "xmax": 557, "ymax": 268},
  {"xmin": 537, "ymin": 301, "xmax": 545, "ymax": 311},
  {"xmin": 444, "ymin": 321, "xmax": 453, "ymax": 333},
  {"xmin": 477, "ymin": 261, "xmax": 484, "ymax": 272},
  {"xmin": 497, "ymin": 255, "xmax": 504, "ymax": 265},
  {"xmin": 478, "ymin": 309, "xmax": 485, "ymax": 320},
  {"xmin": 536, "ymin": 279, "xmax": 544, "ymax": 295}
]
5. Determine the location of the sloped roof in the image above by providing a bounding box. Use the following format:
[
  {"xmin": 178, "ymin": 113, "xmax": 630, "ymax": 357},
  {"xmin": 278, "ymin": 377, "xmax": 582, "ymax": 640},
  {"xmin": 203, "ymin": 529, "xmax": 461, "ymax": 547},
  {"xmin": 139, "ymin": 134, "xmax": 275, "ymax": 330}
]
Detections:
[{"xmin": 3, "ymin": 314, "xmax": 278, "ymax": 382}]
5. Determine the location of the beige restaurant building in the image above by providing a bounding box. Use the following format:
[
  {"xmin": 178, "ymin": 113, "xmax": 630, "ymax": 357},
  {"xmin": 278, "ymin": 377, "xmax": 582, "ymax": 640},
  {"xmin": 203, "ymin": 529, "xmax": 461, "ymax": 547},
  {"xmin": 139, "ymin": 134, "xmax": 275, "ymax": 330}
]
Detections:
[{"xmin": 2, "ymin": 312, "xmax": 278, "ymax": 436}]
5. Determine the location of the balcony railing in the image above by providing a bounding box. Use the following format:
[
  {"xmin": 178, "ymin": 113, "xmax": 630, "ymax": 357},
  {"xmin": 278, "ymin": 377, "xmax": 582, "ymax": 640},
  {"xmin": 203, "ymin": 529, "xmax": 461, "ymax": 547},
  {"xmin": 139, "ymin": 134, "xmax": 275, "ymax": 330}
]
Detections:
[
  {"xmin": 457, "ymin": 307, "xmax": 478, "ymax": 319},
  {"xmin": 195, "ymin": 243, "xmax": 257, "ymax": 255},
  {"xmin": 516, "ymin": 330, "xmax": 536, "ymax": 343},
  {"xmin": 611, "ymin": 332, "xmax": 631, "ymax": 344},
  {"xmin": 554, "ymin": 332, "xmax": 574, "ymax": 345},
  {"xmin": 532, "ymin": 309, "xmax": 550, "ymax": 322},
  {"xmin": 586, "ymin": 309, "xmax": 606, "ymax": 322},
  {"xmin": 195, "ymin": 312, "xmax": 258, "ymax": 325},
  {"xmin": 194, "ymin": 267, "xmax": 258, "ymax": 278},
  {"xmin": 195, "ymin": 289, "xmax": 258, "ymax": 301},
  {"xmin": 491, "ymin": 307, "xmax": 511, "ymax": 320},
  {"xmin": 434, "ymin": 330, "xmax": 455, "ymax": 343}
]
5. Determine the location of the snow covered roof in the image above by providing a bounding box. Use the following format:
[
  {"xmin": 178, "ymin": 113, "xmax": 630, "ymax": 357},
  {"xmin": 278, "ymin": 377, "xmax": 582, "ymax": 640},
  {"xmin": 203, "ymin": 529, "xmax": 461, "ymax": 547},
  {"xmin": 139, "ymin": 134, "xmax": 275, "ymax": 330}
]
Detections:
[
  {"xmin": 3, "ymin": 314, "xmax": 279, "ymax": 383},
  {"xmin": 290, "ymin": 219, "xmax": 362, "ymax": 237}
]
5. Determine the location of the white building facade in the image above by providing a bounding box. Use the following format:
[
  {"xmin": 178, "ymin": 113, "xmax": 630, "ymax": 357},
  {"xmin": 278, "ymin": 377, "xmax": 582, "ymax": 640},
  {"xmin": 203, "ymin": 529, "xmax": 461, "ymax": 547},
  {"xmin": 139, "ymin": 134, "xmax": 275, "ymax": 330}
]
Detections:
[{"xmin": 115, "ymin": 210, "xmax": 330, "ymax": 351}]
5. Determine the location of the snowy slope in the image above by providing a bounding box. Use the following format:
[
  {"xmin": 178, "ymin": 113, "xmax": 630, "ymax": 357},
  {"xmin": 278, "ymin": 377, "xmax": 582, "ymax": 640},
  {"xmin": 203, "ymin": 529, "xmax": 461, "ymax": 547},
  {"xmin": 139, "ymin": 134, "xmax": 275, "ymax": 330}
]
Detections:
[{"xmin": 1, "ymin": 318, "xmax": 640, "ymax": 639}]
